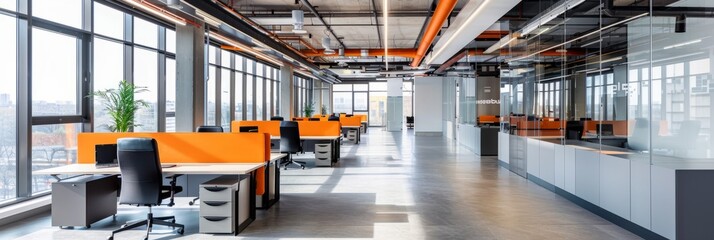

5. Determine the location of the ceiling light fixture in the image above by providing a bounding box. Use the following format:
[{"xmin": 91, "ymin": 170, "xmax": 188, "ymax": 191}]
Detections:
[
  {"xmin": 508, "ymin": 13, "xmax": 648, "ymax": 62},
  {"xmin": 123, "ymin": 0, "xmax": 186, "ymax": 26},
  {"xmin": 384, "ymin": 0, "xmax": 389, "ymax": 70},
  {"xmin": 663, "ymin": 39, "xmax": 701, "ymax": 50},
  {"xmin": 520, "ymin": 0, "xmax": 585, "ymax": 35},
  {"xmin": 292, "ymin": 10, "xmax": 307, "ymax": 34},
  {"xmin": 166, "ymin": 0, "xmax": 182, "ymax": 9}
]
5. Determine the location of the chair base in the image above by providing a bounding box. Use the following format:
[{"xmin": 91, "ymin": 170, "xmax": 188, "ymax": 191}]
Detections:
[
  {"xmin": 281, "ymin": 154, "xmax": 306, "ymax": 170},
  {"xmin": 108, "ymin": 212, "xmax": 184, "ymax": 240}
]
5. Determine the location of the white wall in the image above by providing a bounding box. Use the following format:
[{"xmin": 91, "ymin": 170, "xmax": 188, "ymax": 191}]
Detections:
[{"xmin": 414, "ymin": 77, "xmax": 443, "ymax": 135}]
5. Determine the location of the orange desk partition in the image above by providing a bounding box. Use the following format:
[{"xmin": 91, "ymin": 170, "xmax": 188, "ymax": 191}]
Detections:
[
  {"xmin": 232, "ymin": 120, "xmax": 280, "ymax": 136},
  {"xmin": 340, "ymin": 116, "xmax": 362, "ymax": 127},
  {"xmin": 297, "ymin": 121, "xmax": 341, "ymax": 136},
  {"xmin": 354, "ymin": 114, "xmax": 368, "ymax": 122},
  {"xmin": 77, "ymin": 132, "xmax": 271, "ymax": 195},
  {"xmin": 478, "ymin": 115, "xmax": 499, "ymax": 123}
]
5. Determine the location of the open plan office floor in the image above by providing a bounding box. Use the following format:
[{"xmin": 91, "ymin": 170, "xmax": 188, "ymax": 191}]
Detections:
[{"xmin": 1, "ymin": 128, "xmax": 641, "ymax": 239}]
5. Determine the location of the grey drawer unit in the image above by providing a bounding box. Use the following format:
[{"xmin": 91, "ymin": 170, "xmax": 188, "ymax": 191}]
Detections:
[
  {"xmin": 347, "ymin": 130, "xmax": 358, "ymax": 141},
  {"xmin": 314, "ymin": 143, "xmax": 332, "ymax": 167},
  {"xmin": 199, "ymin": 175, "xmax": 250, "ymax": 235},
  {"xmin": 51, "ymin": 175, "xmax": 118, "ymax": 228}
]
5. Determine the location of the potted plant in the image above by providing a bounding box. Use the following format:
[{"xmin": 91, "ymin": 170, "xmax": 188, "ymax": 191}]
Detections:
[
  {"xmin": 91, "ymin": 80, "xmax": 148, "ymax": 132},
  {"xmin": 304, "ymin": 101, "xmax": 315, "ymax": 117}
]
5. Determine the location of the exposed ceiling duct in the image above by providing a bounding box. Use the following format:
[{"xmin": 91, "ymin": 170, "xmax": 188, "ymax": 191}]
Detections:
[
  {"xmin": 410, "ymin": 0, "xmax": 458, "ymax": 67},
  {"xmin": 166, "ymin": 0, "xmax": 182, "ymax": 9}
]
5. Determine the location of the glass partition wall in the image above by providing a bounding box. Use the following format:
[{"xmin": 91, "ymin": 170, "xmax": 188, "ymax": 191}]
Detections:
[
  {"xmin": 501, "ymin": 0, "xmax": 714, "ymax": 162},
  {"xmin": 332, "ymin": 82, "xmax": 414, "ymax": 127}
]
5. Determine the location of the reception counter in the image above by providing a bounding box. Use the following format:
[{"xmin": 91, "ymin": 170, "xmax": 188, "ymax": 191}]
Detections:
[
  {"xmin": 457, "ymin": 124, "xmax": 499, "ymax": 156},
  {"xmin": 498, "ymin": 132, "xmax": 714, "ymax": 240}
]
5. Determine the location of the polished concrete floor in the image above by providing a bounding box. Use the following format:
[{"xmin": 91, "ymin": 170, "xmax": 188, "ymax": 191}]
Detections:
[{"xmin": 1, "ymin": 128, "xmax": 641, "ymax": 239}]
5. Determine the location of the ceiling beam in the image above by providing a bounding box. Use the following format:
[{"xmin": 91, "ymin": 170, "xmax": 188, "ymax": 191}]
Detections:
[
  {"xmin": 183, "ymin": 0, "xmax": 318, "ymax": 70},
  {"xmin": 371, "ymin": 0, "xmax": 382, "ymax": 48},
  {"xmin": 299, "ymin": 0, "xmax": 346, "ymax": 49}
]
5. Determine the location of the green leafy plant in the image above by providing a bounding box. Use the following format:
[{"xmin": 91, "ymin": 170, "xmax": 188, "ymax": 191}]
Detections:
[
  {"xmin": 91, "ymin": 80, "xmax": 148, "ymax": 132},
  {"xmin": 320, "ymin": 104, "xmax": 328, "ymax": 115},
  {"xmin": 304, "ymin": 101, "xmax": 315, "ymax": 117}
]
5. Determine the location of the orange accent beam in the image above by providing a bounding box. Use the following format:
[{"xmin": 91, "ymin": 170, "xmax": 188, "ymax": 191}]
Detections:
[
  {"xmin": 411, "ymin": 0, "xmax": 459, "ymax": 67},
  {"xmin": 476, "ymin": 30, "xmax": 510, "ymax": 39},
  {"xmin": 301, "ymin": 48, "xmax": 417, "ymax": 58}
]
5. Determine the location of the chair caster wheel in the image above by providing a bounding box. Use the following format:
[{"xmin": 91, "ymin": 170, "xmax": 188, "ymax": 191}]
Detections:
[
  {"xmin": 188, "ymin": 201, "xmax": 194, "ymax": 206},
  {"xmin": 178, "ymin": 228, "xmax": 184, "ymax": 235},
  {"xmin": 107, "ymin": 236, "xmax": 113, "ymax": 240},
  {"xmin": 301, "ymin": 166, "xmax": 305, "ymax": 169},
  {"xmin": 85, "ymin": 225, "xmax": 91, "ymax": 229}
]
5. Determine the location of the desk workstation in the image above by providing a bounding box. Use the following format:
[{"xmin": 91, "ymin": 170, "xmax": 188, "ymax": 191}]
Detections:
[
  {"xmin": 233, "ymin": 120, "xmax": 343, "ymax": 167},
  {"xmin": 33, "ymin": 132, "xmax": 287, "ymax": 237}
]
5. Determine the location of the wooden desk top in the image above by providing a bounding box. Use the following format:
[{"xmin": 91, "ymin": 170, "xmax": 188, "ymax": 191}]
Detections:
[{"xmin": 34, "ymin": 162, "xmax": 266, "ymax": 176}]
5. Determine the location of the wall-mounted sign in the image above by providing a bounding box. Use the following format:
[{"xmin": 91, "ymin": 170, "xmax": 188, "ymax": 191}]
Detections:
[{"xmin": 476, "ymin": 99, "xmax": 501, "ymax": 105}]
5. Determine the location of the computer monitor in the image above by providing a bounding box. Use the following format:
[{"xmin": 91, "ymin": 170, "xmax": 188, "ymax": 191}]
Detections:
[
  {"xmin": 308, "ymin": 118, "xmax": 320, "ymax": 121},
  {"xmin": 95, "ymin": 144, "xmax": 118, "ymax": 168},
  {"xmin": 597, "ymin": 124, "xmax": 614, "ymax": 136},
  {"xmin": 239, "ymin": 126, "xmax": 259, "ymax": 132}
]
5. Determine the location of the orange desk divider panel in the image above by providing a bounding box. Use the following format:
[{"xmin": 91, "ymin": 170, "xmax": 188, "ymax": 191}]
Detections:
[
  {"xmin": 583, "ymin": 120, "xmax": 628, "ymax": 136},
  {"xmin": 479, "ymin": 115, "xmax": 499, "ymax": 123},
  {"xmin": 340, "ymin": 116, "xmax": 362, "ymax": 127},
  {"xmin": 78, "ymin": 132, "xmax": 271, "ymax": 195},
  {"xmin": 297, "ymin": 121, "xmax": 341, "ymax": 136},
  {"xmin": 354, "ymin": 114, "xmax": 368, "ymax": 122},
  {"xmin": 233, "ymin": 120, "xmax": 281, "ymax": 136}
]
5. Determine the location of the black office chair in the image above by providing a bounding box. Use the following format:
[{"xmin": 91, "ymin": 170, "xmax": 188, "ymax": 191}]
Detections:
[
  {"xmin": 328, "ymin": 116, "xmax": 340, "ymax": 121},
  {"xmin": 187, "ymin": 126, "xmax": 224, "ymax": 206},
  {"xmin": 406, "ymin": 116, "xmax": 414, "ymax": 128},
  {"xmin": 565, "ymin": 121, "xmax": 583, "ymax": 140},
  {"xmin": 280, "ymin": 121, "xmax": 306, "ymax": 170},
  {"xmin": 108, "ymin": 138, "xmax": 184, "ymax": 240},
  {"xmin": 270, "ymin": 116, "xmax": 284, "ymax": 121}
]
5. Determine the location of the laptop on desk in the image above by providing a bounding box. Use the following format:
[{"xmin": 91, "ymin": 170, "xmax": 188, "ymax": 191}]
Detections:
[{"xmin": 95, "ymin": 144, "xmax": 118, "ymax": 168}]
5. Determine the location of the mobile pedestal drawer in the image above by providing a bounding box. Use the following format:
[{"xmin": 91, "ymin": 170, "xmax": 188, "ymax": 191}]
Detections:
[
  {"xmin": 51, "ymin": 175, "xmax": 118, "ymax": 228},
  {"xmin": 199, "ymin": 175, "xmax": 251, "ymax": 235},
  {"xmin": 314, "ymin": 143, "xmax": 332, "ymax": 167}
]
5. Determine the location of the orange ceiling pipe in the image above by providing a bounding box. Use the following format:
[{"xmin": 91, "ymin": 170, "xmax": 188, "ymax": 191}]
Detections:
[
  {"xmin": 302, "ymin": 48, "xmax": 417, "ymax": 58},
  {"xmin": 476, "ymin": 30, "xmax": 510, "ymax": 39},
  {"xmin": 410, "ymin": 0, "xmax": 459, "ymax": 67}
]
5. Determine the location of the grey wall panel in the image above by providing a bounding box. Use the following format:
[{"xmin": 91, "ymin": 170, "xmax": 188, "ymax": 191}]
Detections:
[
  {"xmin": 651, "ymin": 166, "xmax": 675, "ymax": 240},
  {"xmin": 526, "ymin": 138, "xmax": 540, "ymax": 177},
  {"xmin": 676, "ymin": 170, "xmax": 714, "ymax": 240},
  {"xmin": 539, "ymin": 141, "xmax": 555, "ymax": 184},
  {"xmin": 563, "ymin": 146, "xmax": 576, "ymax": 194},
  {"xmin": 599, "ymin": 155, "xmax": 631, "ymax": 220},
  {"xmin": 630, "ymin": 159, "xmax": 651, "ymax": 230},
  {"xmin": 498, "ymin": 132, "xmax": 509, "ymax": 164},
  {"xmin": 553, "ymin": 144, "xmax": 565, "ymax": 189},
  {"xmin": 575, "ymin": 149, "xmax": 600, "ymax": 204}
]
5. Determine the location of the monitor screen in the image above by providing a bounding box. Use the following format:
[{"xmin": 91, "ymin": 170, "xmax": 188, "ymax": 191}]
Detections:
[
  {"xmin": 239, "ymin": 126, "xmax": 259, "ymax": 132},
  {"xmin": 95, "ymin": 144, "xmax": 118, "ymax": 164}
]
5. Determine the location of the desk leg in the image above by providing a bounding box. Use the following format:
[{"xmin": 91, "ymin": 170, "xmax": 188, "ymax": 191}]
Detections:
[
  {"xmin": 236, "ymin": 172, "xmax": 256, "ymax": 235},
  {"xmin": 258, "ymin": 161, "xmax": 281, "ymax": 210}
]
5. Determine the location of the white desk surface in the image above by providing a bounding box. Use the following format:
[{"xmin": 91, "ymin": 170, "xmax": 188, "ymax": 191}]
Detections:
[
  {"xmin": 34, "ymin": 162, "xmax": 266, "ymax": 176},
  {"xmin": 269, "ymin": 153, "xmax": 287, "ymax": 162},
  {"xmin": 270, "ymin": 136, "xmax": 341, "ymax": 140}
]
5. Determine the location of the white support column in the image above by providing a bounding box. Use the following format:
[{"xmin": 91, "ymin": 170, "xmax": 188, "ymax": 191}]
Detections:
[
  {"xmin": 280, "ymin": 66, "xmax": 293, "ymax": 118},
  {"xmin": 175, "ymin": 24, "xmax": 205, "ymax": 131},
  {"xmin": 387, "ymin": 78, "xmax": 403, "ymax": 131}
]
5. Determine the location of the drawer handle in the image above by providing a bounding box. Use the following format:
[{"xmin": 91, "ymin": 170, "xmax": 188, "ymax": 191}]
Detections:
[
  {"xmin": 317, "ymin": 158, "xmax": 328, "ymax": 160},
  {"xmin": 203, "ymin": 216, "xmax": 228, "ymax": 222},
  {"xmin": 317, "ymin": 151, "xmax": 328, "ymax": 154},
  {"xmin": 204, "ymin": 187, "xmax": 227, "ymax": 192},
  {"xmin": 203, "ymin": 201, "xmax": 228, "ymax": 206}
]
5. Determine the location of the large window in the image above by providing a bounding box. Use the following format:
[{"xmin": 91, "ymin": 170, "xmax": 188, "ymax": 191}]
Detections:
[
  {"xmin": 33, "ymin": 0, "xmax": 84, "ymax": 29},
  {"xmin": 294, "ymin": 75, "xmax": 313, "ymax": 117},
  {"xmin": 133, "ymin": 47, "xmax": 159, "ymax": 132},
  {"xmin": 0, "ymin": 13, "xmax": 17, "ymax": 201},
  {"xmin": 92, "ymin": 37, "xmax": 123, "ymax": 132},
  {"xmin": 32, "ymin": 28, "xmax": 79, "ymax": 116}
]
